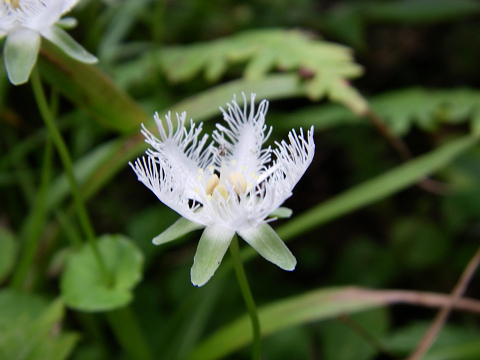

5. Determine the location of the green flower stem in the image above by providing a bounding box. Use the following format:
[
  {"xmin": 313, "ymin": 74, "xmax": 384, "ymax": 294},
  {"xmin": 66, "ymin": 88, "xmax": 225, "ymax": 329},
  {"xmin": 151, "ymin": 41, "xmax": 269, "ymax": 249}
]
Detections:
[
  {"xmin": 31, "ymin": 69, "xmax": 154, "ymax": 360},
  {"xmin": 106, "ymin": 306, "xmax": 154, "ymax": 360},
  {"xmin": 229, "ymin": 235, "xmax": 261, "ymax": 360},
  {"xmin": 10, "ymin": 140, "xmax": 53, "ymax": 290},
  {"xmin": 29, "ymin": 68, "xmax": 110, "ymax": 284}
]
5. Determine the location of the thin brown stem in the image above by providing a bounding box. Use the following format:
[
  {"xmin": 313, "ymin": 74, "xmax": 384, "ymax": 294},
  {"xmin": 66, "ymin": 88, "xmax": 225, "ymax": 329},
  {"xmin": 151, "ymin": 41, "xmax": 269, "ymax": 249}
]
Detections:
[
  {"xmin": 334, "ymin": 287, "xmax": 480, "ymax": 314},
  {"xmin": 366, "ymin": 109, "xmax": 451, "ymax": 195},
  {"xmin": 406, "ymin": 245, "xmax": 480, "ymax": 360}
]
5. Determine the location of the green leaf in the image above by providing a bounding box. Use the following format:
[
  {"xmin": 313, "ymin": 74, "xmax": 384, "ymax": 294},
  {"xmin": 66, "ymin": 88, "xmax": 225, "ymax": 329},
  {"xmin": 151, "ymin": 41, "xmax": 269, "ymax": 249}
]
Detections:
[
  {"xmin": 0, "ymin": 290, "xmax": 48, "ymax": 325},
  {"xmin": 61, "ymin": 234, "xmax": 144, "ymax": 311},
  {"xmin": 320, "ymin": 308, "xmax": 389, "ymax": 360},
  {"xmin": 0, "ymin": 291, "xmax": 78, "ymax": 360},
  {"xmin": 123, "ymin": 29, "xmax": 367, "ymax": 114},
  {"xmin": 0, "ymin": 227, "xmax": 17, "ymax": 283},
  {"xmin": 391, "ymin": 217, "xmax": 449, "ymax": 270},
  {"xmin": 38, "ymin": 40, "xmax": 148, "ymax": 134},
  {"xmin": 273, "ymin": 87, "xmax": 480, "ymax": 136},
  {"xmin": 153, "ymin": 217, "xmax": 204, "ymax": 245},
  {"xmin": 276, "ymin": 134, "xmax": 479, "ymax": 241},
  {"xmin": 238, "ymin": 223, "xmax": 296, "ymax": 271},
  {"xmin": 383, "ymin": 322, "xmax": 480, "ymax": 359},
  {"xmin": 187, "ymin": 287, "xmax": 386, "ymax": 360},
  {"xmin": 191, "ymin": 225, "xmax": 234, "ymax": 287}
]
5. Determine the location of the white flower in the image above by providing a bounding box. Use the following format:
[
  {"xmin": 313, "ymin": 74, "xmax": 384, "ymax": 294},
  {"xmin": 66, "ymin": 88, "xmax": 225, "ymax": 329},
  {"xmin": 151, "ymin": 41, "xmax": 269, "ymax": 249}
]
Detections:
[
  {"xmin": 130, "ymin": 93, "xmax": 315, "ymax": 286},
  {"xmin": 1, "ymin": 0, "xmax": 97, "ymax": 85}
]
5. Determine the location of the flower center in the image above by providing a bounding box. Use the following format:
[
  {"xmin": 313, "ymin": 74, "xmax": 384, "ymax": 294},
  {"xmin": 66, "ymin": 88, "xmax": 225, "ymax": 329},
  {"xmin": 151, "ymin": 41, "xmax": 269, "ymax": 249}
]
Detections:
[{"xmin": 205, "ymin": 170, "xmax": 247, "ymax": 200}]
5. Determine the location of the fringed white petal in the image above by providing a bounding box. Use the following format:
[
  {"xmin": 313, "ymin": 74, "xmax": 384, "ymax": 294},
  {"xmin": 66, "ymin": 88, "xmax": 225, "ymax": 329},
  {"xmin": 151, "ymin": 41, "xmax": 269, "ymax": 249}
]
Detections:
[
  {"xmin": 128, "ymin": 156, "xmax": 207, "ymax": 226},
  {"xmin": 214, "ymin": 93, "xmax": 272, "ymax": 182},
  {"xmin": 269, "ymin": 126, "xmax": 315, "ymax": 202},
  {"xmin": 141, "ymin": 111, "xmax": 217, "ymax": 200}
]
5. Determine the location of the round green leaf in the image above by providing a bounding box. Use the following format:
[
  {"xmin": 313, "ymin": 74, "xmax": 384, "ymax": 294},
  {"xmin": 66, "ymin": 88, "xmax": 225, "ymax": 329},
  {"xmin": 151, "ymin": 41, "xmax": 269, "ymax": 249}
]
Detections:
[
  {"xmin": 0, "ymin": 228, "xmax": 18, "ymax": 283},
  {"xmin": 61, "ymin": 234, "xmax": 144, "ymax": 312}
]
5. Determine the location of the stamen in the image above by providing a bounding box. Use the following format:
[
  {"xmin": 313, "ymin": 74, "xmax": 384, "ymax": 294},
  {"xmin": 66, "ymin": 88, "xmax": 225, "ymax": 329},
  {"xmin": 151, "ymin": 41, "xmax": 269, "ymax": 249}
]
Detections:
[
  {"xmin": 229, "ymin": 172, "xmax": 247, "ymax": 195},
  {"xmin": 5, "ymin": 0, "xmax": 21, "ymax": 8},
  {"xmin": 214, "ymin": 184, "xmax": 229, "ymax": 199},
  {"xmin": 206, "ymin": 174, "xmax": 219, "ymax": 195}
]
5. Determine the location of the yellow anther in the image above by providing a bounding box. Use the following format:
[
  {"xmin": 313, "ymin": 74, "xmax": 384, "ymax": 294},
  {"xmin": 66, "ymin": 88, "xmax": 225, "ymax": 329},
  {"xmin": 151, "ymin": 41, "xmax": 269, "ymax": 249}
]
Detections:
[
  {"xmin": 198, "ymin": 169, "xmax": 203, "ymax": 174},
  {"xmin": 231, "ymin": 160, "xmax": 237, "ymax": 165},
  {"xmin": 242, "ymin": 165, "xmax": 247, "ymax": 171},
  {"xmin": 214, "ymin": 184, "xmax": 229, "ymax": 200},
  {"xmin": 5, "ymin": 0, "xmax": 21, "ymax": 8},
  {"xmin": 206, "ymin": 174, "xmax": 219, "ymax": 195},
  {"xmin": 229, "ymin": 172, "xmax": 247, "ymax": 195},
  {"xmin": 197, "ymin": 175, "xmax": 202, "ymax": 181}
]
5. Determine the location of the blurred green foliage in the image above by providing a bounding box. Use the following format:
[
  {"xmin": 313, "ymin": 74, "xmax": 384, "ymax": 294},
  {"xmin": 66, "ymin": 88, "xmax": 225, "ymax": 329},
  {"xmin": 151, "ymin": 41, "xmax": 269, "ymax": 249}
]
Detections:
[{"xmin": 2, "ymin": 0, "xmax": 480, "ymax": 359}]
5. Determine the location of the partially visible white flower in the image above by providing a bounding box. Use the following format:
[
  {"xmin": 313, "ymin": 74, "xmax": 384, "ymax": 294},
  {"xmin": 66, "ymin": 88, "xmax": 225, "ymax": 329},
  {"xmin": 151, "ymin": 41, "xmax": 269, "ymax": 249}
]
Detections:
[
  {"xmin": 130, "ymin": 93, "xmax": 315, "ymax": 286},
  {"xmin": 1, "ymin": 0, "xmax": 97, "ymax": 85}
]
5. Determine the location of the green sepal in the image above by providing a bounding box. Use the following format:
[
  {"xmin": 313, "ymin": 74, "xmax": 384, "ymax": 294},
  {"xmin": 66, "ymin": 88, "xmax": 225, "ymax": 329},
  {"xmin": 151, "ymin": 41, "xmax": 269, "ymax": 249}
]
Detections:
[
  {"xmin": 41, "ymin": 26, "xmax": 97, "ymax": 64},
  {"xmin": 4, "ymin": 28, "xmax": 41, "ymax": 85},
  {"xmin": 191, "ymin": 225, "xmax": 234, "ymax": 287},
  {"xmin": 238, "ymin": 223, "xmax": 296, "ymax": 271},
  {"xmin": 153, "ymin": 217, "xmax": 204, "ymax": 245},
  {"xmin": 56, "ymin": 17, "xmax": 78, "ymax": 29},
  {"xmin": 269, "ymin": 207, "xmax": 293, "ymax": 219}
]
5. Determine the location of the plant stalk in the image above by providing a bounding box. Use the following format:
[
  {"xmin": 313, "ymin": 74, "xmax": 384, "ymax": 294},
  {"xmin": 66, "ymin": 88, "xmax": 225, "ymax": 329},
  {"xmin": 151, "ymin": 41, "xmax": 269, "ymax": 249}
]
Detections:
[{"xmin": 230, "ymin": 235, "xmax": 261, "ymax": 360}]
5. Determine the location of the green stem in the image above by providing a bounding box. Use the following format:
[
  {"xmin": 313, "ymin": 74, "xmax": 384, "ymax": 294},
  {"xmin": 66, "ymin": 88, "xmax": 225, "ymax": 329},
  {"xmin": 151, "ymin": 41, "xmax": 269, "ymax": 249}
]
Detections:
[
  {"xmin": 11, "ymin": 140, "xmax": 53, "ymax": 290},
  {"xmin": 31, "ymin": 68, "xmax": 154, "ymax": 360},
  {"xmin": 229, "ymin": 235, "xmax": 261, "ymax": 360},
  {"xmin": 106, "ymin": 306, "xmax": 154, "ymax": 360},
  {"xmin": 30, "ymin": 68, "xmax": 110, "ymax": 284}
]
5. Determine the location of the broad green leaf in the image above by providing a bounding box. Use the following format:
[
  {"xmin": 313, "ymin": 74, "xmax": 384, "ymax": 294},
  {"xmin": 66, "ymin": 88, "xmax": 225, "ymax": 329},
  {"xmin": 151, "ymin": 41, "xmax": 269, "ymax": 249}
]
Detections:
[
  {"xmin": 187, "ymin": 287, "xmax": 386, "ymax": 360},
  {"xmin": 0, "ymin": 291, "xmax": 78, "ymax": 360},
  {"xmin": 191, "ymin": 225, "xmax": 234, "ymax": 287},
  {"xmin": 61, "ymin": 234, "xmax": 144, "ymax": 311},
  {"xmin": 0, "ymin": 227, "xmax": 17, "ymax": 283},
  {"xmin": 238, "ymin": 223, "xmax": 296, "ymax": 271},
  {"xmin": 153, "ymin": 217, "xmax": 204, "ymax": 246}
]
